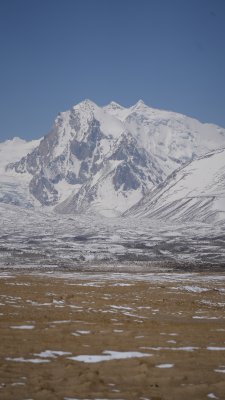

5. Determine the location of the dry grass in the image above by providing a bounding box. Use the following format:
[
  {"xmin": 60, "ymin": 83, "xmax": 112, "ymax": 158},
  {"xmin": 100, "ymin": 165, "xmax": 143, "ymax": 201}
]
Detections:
[{"xmin": 0, "ymin": 273, "xmax": 225, "ymax": 399}]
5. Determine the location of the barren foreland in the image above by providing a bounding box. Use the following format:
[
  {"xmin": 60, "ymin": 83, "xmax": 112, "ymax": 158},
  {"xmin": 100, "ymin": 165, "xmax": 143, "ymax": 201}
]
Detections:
[{"xmin": 0, "ymin": 270, "xmax": 225, "ymax": 400}]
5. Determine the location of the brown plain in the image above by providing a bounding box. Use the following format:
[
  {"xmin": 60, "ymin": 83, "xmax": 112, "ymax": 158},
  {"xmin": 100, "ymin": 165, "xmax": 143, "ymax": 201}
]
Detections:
[{"xmin": 0, "ymin": 273, "xmax": 225, "ymax": 400}]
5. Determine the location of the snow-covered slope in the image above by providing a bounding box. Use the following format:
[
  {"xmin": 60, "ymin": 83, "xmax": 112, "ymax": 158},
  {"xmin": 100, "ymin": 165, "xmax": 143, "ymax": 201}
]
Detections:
[
  {"xmin": 4, "ymin": 99, "xmax": 225, "ymax": 216},
  {"xmin": 126, "ymin": 148, "xmax": 225, "ymax": 223},
  {"xmin": 0, "ymin": 137, "xmax": 41, "ymax": 207},
  {"xmin": 105, "ymin": 100, "xmax": 225, "ymax": 176}
]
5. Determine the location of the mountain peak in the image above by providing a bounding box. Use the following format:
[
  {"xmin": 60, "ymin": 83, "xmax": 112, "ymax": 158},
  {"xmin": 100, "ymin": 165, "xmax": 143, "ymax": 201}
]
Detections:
[
  {"xmin": 11, "ymin": 137, "xmax": 27, "ymax": 144},
  {"xmin": 133, "ymin": 99, "xmax": 146, "ymax": 107},
  {"xmin": 131, "ymin": 100, "xmax": 149, "ymax": 111},
  {"xmin": 73, "ymin": 99, "xmax": 98, "ymax": 111},
  {"xmin": 108, "ymin": 101, "xmax": 125, "ymax": 109},
  {"xmin": 103, "ymin": 101, "xmax": 126, "ymax": 114},
  {"xmin": 81, "ymin": 98, "xmax": 96, "ymax": 106}
]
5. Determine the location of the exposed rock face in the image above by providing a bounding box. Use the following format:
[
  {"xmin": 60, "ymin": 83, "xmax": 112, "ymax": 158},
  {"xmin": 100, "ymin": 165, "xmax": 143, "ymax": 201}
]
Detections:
[{"xmin": 29, "ymin": 174, "xmax": 59, "ymax": 206}]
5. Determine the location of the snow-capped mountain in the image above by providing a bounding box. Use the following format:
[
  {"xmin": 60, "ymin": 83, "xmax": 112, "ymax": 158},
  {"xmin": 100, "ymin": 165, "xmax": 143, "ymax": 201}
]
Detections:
[
  {"xmin": 3, "ymin": 99, "xmax": 225, "ymax": 216},
  {"xmin": 126, "ymin": 148, "xmax": 225, "ymax": 223}
]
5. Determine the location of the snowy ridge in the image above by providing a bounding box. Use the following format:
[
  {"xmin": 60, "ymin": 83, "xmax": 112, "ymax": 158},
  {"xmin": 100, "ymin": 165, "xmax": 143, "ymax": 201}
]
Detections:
[{"xmin": 126, "ymin": 148, "xmax": 225, "ymax": 223}]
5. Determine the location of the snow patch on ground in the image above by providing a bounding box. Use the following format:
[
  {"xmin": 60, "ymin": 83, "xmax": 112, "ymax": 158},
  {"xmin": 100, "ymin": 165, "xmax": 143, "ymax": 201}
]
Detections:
[
  {"xmin": 68, "ymin": 350, "xmax": 151, "ymax": 363},
  {"xmin": 34, "ymin": 350, "xmax": 72, "ymax": 358},
  {"xmin": 6, "ymin": 357, "xmax": 50, "ymax": 363},
  {"xmin": 10, "ymin": 325, "xmax": 34, "ymax": 330},
  {"xmin": 156, "ymin": 363, "xmax": 174, "ymax": 368}
]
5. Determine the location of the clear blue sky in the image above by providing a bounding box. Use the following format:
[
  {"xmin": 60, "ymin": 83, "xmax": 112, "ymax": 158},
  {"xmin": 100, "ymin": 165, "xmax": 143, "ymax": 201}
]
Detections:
[{"xmin": 1, "ymin": 0, "xmax": 225, "ymax": 141}]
